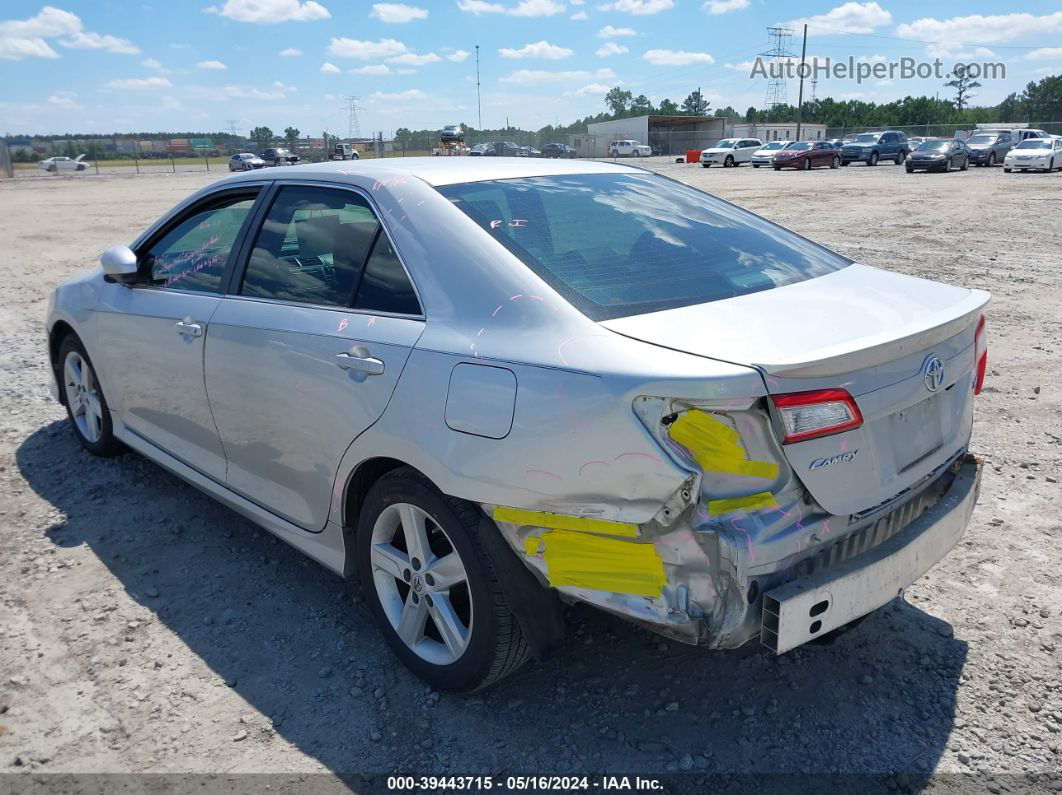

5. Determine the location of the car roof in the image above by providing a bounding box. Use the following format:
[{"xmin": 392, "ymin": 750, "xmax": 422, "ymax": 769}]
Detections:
[{"xmin": 218, "ymin": 156, "xmax": 643, "ymax": 187}]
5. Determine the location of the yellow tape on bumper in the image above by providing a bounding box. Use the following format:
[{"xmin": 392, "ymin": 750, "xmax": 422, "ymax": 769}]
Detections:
[
  {"xmin": 707, "ymin": 492, "xmax": 779, "ymax": 516},
  {"xmin": 529, "ymin": 530, "xmax": 666, "ymax": 598},
  {"xmin": 492, "ymin": 507, "xmax": 639, "ymax": 538},
  {"xmin": 669, "ymin": 410, "xmax": 779, "ymax": 481}
]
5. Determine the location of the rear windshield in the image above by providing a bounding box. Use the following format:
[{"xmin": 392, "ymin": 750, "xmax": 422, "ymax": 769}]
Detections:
[{"xmin": 438, "ymin": 173, "xmax": 850, "ymax": 321}]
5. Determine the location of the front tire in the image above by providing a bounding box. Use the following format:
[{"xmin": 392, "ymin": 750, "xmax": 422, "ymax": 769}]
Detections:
[
  {"xmin": 802, "ymin": 157, "xmax": 811, "ymax": 170},
  {"xmin": 868, "ymin": 151, "xmax": 879, "ymax": 166},
  {"xmin": 960, "ymin": 156, "xmax": 969, "ymax": 171},
  {"xmin": 58, "ymin": 336, "xmax": 123, "ymax": 457},
  {"xmin": 1004, "ymin": 167, "xmax": 1012, "ymax": 173},
  {"xmin": 896, "ymin": 150, "xmax": 906, "ymax": 165},
  {"xmin": 357, "ymin": 468, "xmax": 531, "ymax": 691},
  {"xmin": 724, "ymin": 155, "xmax": 734, "ymax": 167},
  {"xmin": 830, "ymin": 156, "xmax": 840, "ymax": 169}
]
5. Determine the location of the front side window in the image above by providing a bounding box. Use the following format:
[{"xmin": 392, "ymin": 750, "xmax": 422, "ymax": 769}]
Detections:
[
  {"xmin": 240, "ymin": 185, "xmax": 380, "ymax": 307},
  {"xmin": 141, "ymin": 192, "xmax": 258, "ymax": 292},
  {"xmin": 439, "ymin": 173, "xmax": 849, "ymax": 321}
]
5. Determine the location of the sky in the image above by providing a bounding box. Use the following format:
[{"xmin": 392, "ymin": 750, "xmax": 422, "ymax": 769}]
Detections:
[{"xmin": 2, "ymin": 0, "xmax": 1062, "ymax": 137}]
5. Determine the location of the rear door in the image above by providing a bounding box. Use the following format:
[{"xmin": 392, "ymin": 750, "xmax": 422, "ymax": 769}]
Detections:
[{"xmin": 204, "ymin": 182, "xmax": 424, "ymax": 530}]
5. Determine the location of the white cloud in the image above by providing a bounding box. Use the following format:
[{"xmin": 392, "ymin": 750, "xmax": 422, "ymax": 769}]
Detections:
[
  {"xmin": 597, "ymin": 24, "xmax": 635, "ymax": 37},
  {"xmin": 142, "ymin": 57, "xmax": 164, "ymax": 69},
  {"xmin": 787, "ymin": 2, "xmax": 891, "ymax": 35},
  {"xmin": 643, "ymin": 48, "xmax": 713, "ymax": 65},
  {"xmin": 197, "ymin": 59, "xmax": 227, "ymax": 69},
  {"xmin": 456, "ymin": 0, "xmax": 565, "ymax": 16},
  {"xmin": 207, "ymin": 0, "xmax": 330, "ymax": 23},
  {"xmin": 1027, "ymin": 47, "xmax": 1062, "ymax": 60},
  {"xmin": 320, "ymin": 61, "xmax": 341, "ymax": 72},
  {"xmin": 499, "ymin": 40, "xmax": 573, "ymax": 59},
  {"xmin": 447, "ymin": 49, "xmax": 470, "ymax": 62},
  {"xmin": 103, "ymin": 76, "xmax": 173, "ymax": 90},
  {"xmin": 351, "ymin": 64, "xmax": 392, "ymax": 74},
  {"xmin": 60, "ymin": 32, "xmax": 140, "ymax": 54},
  {"xmin": 596, "ymin": 0, "xmax": 672, "ymax": 15},
  {"xmin": 499, "ymin": 67, "xmax": 616, "ymax": 85},
  {"xmin": 370, "ymin": 3, "xmax": 428, "ymax": 22},
  {"xmin": 215, "ymin": 82, "xmax": 294, "ymax": 100},
  {"xmin": 571, "ymin": 10, "xmax": 588, "ymax": 19},
  {"xmin": 279, "ymin": 47, "xmax": 302, "ymax": 56},
  {"xmin": 895, "ymin": 13, "xmax": 1062, "ymax": 51},
  {"xmin": 368, "ymin": 88, "xmax": 427, "ymax": 101},
  {"xmin": 566, "ymin": 82, "xmax": 610, "ymax": 96},
  {"xmin": 0, "ymin": 7, "xmax": 138, "ymax": 60},
  {"xmin": 703, "ymin": 0, "xmax": 747, "ymax": 15},
  {"xmin": 48, "ymin": 92, "xmax": 83, "ymax": 110},
  {"xmin": 328, "ymin": 37, "xmax": 408, "ymax": 59},
  {"xmin": 160, "ymin": 96, "xmax": 183, "ymax": 110},
  {"xmin": 388, "ymin": 51, "xmax": 441, "ymax": 65},
  {"xmin": 595, "ymin": 42, "xmax": 628, "ymax": 57}
]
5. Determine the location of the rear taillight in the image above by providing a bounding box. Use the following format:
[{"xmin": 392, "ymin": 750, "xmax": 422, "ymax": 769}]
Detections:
[
  {"xmin": 771, "ymin": 389, "xmax": 863, "ymax": 444},
  {"xmin": 973, "ymin": 314, "xmax": 987, "ymax": 395}
]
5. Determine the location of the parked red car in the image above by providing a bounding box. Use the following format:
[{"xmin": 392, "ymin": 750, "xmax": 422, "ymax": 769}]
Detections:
[{"xmin": 772, "ymin": 141, "xmax": 841, "ymax": 170}]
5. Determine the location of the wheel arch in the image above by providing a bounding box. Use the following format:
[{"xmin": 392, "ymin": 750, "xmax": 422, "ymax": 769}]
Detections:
[{"xmin": 48, "ymin": 320, "xmax": 78, "ymax": 402}]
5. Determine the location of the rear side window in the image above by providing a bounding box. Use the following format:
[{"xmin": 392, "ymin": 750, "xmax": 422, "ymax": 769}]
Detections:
[
  {"xmin": 353, "ymin": 234, "xmax": 421, "ymax": 315},
  {"xmin": 438, "ymin": 173, "xmax": 850, "ymax": 321},
  {"xmin": 240, "ymin": 185, "xmax": 380, "ymax": 307}
]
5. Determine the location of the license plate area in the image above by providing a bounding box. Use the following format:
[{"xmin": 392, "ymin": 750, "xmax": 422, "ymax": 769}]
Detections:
[{"xmin": 890, "ymin": 392, "xmax": 946, "ymax": 472}]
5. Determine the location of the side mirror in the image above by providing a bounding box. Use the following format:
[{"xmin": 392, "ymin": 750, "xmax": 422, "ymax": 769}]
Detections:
[{"xmin": 100, "ymin": 245, "xmax": 138, "ymax": 283}]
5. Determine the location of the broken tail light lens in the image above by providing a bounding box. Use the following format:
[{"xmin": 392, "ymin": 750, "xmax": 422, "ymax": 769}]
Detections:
[
  {"xmin": 973, "ymin": 314, "xmax": 987, "ymax": 396},
  {"xmin": 771, "ymin": 389, "xmax": 863, "ymax": 444}
]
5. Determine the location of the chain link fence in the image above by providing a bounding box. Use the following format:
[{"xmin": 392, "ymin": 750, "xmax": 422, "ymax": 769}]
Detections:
[{"xmin": 825, "ymin": 121, "xmax": 1062, "ymax": 141}]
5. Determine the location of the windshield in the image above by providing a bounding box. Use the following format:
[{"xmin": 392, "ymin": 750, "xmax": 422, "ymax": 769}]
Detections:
[
  {"xmin": 785, "ymin": 142, "xmax": 812, "ymax": 151},
  {"xmin": 713, "ymin": 139, "xmax": 737, "ymax": 148},
  {"xmin": 852, "ymin": 134, "xmax": 879, "ymax": 143},
  {"xmin": 1015, "ymin": 140, "xmax": 1050, "ymax": 149},
  {"xmin": 762, "ymin": 142, "xmax": 786, "ymax": 150},
  {"xmin": 967, "ymin": 135, "xmax": 996, "ymax": 144},
  {"xmin": 918, "ymin": 141, "xmax": 950, "ymax": 151},
  {"xmin": 438, "ymin": 174, "xmax": 850, "ymax": 321}
]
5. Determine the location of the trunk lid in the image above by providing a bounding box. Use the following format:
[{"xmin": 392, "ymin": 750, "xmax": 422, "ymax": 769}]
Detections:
[{"xmin": 603, "ymin": 264, "xmax": 990, "ymax": 515}]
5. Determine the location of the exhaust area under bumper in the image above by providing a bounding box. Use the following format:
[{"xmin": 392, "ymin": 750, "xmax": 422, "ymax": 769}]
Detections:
[{"xmin": 760, "ymin": 453, "xmax": 981, "ymax": 653}]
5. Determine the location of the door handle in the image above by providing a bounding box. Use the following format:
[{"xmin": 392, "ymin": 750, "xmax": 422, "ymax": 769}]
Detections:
[
  {"xmin": 175, "ymin": 320, "xmax": 203, "ymax": 338},
  {"xmin": 335, "ymin": 346, "xmax": 385, "ymax": 376}
]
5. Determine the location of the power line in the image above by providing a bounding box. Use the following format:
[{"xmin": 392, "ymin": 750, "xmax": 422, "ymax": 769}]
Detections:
[
  {"xmin": 343, "ymin": 95, "xmax": 362, "ymax": 139},
  {"xmin": 761, "ymin": 26, "xmax": 796, "ymax": 108},
  {"xmin": 225, "ymin": 119, "xmax": 239, "ymax": 136}
]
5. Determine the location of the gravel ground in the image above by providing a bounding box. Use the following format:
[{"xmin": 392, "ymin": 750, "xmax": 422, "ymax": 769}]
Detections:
[{"xmin": 0, "ymin": 162, "xmax": 1060, "ymax": 792}]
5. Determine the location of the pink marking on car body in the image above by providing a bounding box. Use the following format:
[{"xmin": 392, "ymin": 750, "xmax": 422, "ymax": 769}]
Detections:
[
  {"xmin": 525, "ymin": 468, "xmax": 563, "ymax": 482},
  {"xmin": 730, "ymin": 518, "xmax": 756, "ymax": 564},
  {"xmin": 367, "ymin": 316, "xmax": 376, "ymax": 327},
  {"xmin": 614, "ymin": 451, "xmax": 663, "ymax": 465},
  {"xmin": 578, "ymin": 460, "xmax": 610, "ymax": 477},
  {"xmin": 337, "ymin": 318, "xmax": 349, "ymax": 332}
]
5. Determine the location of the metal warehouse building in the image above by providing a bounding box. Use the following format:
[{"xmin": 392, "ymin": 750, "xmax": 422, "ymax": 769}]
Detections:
[{"xmin": 572, "ymin": 115, "xmax": 828, "ymax": 157}]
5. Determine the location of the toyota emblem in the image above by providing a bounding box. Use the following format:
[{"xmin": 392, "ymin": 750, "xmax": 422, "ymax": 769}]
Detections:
[{"xmin": 923, "ymin": 355, "xmax": 945, "ymax": 392}]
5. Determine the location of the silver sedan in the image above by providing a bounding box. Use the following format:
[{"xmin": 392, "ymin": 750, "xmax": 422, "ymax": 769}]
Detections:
[{"xmin": 46, "ymin": 158, "xmax": 989, "ymax": 690}]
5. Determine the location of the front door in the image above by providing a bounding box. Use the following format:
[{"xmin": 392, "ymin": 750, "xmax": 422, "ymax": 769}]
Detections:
[
  {"xmin": 204, "ymin": 183, "xmax": 425, "ymax": 530},
  {"xmin": 96, "ymin": 189, "xmax": 262, "ymax": 481}
]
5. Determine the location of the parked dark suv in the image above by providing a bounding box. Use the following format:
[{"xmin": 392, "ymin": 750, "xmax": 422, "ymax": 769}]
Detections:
[
  {"xmin": 965, "ymin": 131, "xmax": 1012, "ymax": 167},
  {"xmin": 541, "ymin": 143, "xmax": 577, "ymax": 158},
  {"xmin": 840, "ymin": 131, "xmax": 908, "ymax": 166},
  {"xmin": 259, "ymin": 147, "xmax": 300, "ymax": 166}
]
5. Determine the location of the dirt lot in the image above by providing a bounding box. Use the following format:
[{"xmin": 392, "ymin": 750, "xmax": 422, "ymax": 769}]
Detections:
[{"xmin": 1, "ymin": 162, "xmax": 1060, "ymax": 791}]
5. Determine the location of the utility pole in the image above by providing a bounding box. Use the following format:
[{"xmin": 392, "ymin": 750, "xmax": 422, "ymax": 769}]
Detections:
[
  {"xmin": 475, "ymin": 44, "xmax": 482, "ymax": 129},
  {"xmin": 795, "ymin": 24, "xmax": 808, "ymax": 141},
  {"xmin": 760, "ymin": 26, "xmax": 795, "ymax": 109},
  {"xmin": 225, "ymin": 119, "xmax": 239, "ymax": 136}
]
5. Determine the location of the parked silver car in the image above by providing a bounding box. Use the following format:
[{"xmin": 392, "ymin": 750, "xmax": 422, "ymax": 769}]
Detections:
[{"xmin": 46, "ymin": 158, "xmax": 988, "ymax": 691}]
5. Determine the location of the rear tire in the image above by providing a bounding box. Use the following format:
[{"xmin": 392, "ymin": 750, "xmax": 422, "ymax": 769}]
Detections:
[
  {"xmin": 58, "ymin": 336, "xmax": 124, "ymax": 457},
  {"xmin": 357, "ymin": 468, "xmax": 531, "ymax": 691}
]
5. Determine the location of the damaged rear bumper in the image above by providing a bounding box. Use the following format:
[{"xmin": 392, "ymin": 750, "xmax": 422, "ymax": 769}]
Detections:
[
  {"xmin": 760, "ymin": 452, "xmax": 981, "ymax": 652},
  {"xmin": 489, "ymin": 454, "xmax": 981, "ymax": 652}
]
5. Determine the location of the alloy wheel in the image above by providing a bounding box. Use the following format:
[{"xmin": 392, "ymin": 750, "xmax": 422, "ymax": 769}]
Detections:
[
  {"xmin": 64, "ymin": 351, "xmax": 104, "ymax": 443},
  {"xmin": 369, "ymin": 502, "xmax": 473, "ymax": 666}
]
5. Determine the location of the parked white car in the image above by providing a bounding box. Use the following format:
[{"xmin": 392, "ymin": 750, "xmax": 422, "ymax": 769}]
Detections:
[
  {"xmin": 609, "ymin": 140, "xmax": 652, "ymax": 158},
  {"xmin": 750, "ymin": 141, "xmax": 790, "ymax": 168},
  {"xmin": 1003, "ymin": 137, "xmax": 1062, "ymax": 172},
  {"xmin": 38, "ymin": 155, "xmax": 87, "ymax": 173},
  {"xmin": 228, "ymin": 153, "xmax": 266, "ymax": 171},
  {"xmin": 700, "ymin": 138, "xmax": 763, "ymax": 168}
]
